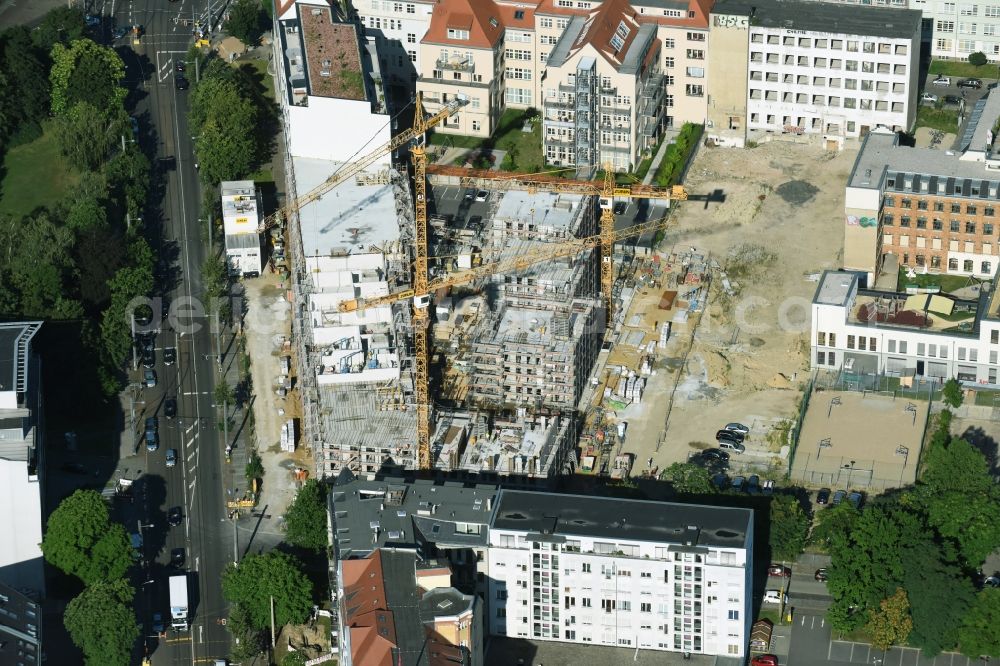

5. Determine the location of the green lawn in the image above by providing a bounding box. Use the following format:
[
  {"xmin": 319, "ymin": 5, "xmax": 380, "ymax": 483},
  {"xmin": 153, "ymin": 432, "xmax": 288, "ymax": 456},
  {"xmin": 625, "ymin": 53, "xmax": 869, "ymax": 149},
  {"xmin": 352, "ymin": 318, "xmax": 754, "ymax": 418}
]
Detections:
[
  {"xmin": 929, "ymin": 59, "xmax": 1000, "ymax": 80},
  {"xmin": 428, "ymin": 109, "xmax": 545, "ymax": 172},
  {"xmin": 897, "ymin": 267, "xmax": 973, "ymax": 294},
  {"xmin": 238, "ymin": 58, "xmax": 275, "ymax": 102},
  {"xmin": 0, "ymin": 122, "xmax": 78, "ymax": 218},
  {"xmin": 915, "ymin": 106, "xmax": 961, "ymax": 134}
]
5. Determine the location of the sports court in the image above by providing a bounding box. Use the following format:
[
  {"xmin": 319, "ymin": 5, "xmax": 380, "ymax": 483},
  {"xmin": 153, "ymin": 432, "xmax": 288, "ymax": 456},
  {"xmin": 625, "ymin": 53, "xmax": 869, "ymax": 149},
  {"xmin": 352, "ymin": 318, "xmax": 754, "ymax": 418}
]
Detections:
[{"xmin": 790, "ymin": 389, "xmax": 927, "ymax": 491}]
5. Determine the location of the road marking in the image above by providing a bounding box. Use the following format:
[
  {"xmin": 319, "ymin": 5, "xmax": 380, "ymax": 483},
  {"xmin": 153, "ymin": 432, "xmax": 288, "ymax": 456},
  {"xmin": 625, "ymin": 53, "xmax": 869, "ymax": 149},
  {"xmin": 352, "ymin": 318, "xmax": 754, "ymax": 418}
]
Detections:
[
  {"xmin": 158, "ymin": 57, "xmax": 172, "ymax": 83},
  {"xmin": 199, "ymin": 624, "xmax": 204, "ymax": 644},
  {"xmin": 182, "ymin": 391, "xmax": 209, "ymax": 395},
  {"xmin": 187, "ymin": 449, "xmax": 196, "ymax": 461},
  {"xmin": 186, "ymin": 423, "xmax": 196, "ymax": 435},
  {"xmin": 189, "ymin": 478, "xmax": 197, "ymax": 489},
  {"xmin": 186, "ymin": 436, "xmax": 197, "ymax": 448},
  {"xmin": 164, "ymin": 637, "xmax": 192, "ymax": 644}
]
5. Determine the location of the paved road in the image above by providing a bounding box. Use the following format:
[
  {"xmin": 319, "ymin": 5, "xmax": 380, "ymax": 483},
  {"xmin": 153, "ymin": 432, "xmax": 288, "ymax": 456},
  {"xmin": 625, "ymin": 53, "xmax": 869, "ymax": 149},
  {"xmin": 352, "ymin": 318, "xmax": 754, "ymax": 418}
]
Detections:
[{"xmin": 106, "ymin": 0, "xmax": 233, "ymax": 662}]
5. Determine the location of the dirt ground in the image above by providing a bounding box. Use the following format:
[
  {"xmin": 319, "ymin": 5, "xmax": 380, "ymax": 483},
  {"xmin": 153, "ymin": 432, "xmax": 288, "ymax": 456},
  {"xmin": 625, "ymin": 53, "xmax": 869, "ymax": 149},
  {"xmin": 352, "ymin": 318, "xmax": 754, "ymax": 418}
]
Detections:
[
  {"xmin": 613, "ymin": 140, "xmax": 857, "ymax": 473},
  {"xmin": 242, "ymin": 273, "xmax": 311, "ymax": 525}
]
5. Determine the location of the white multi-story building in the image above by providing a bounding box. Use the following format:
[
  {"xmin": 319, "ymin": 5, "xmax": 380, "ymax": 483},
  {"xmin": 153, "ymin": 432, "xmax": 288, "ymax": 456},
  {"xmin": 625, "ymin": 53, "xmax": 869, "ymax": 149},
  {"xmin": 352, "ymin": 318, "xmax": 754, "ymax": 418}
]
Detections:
[
  {"xmin": 487, "ymin": 491, "xmax": 754, "ymax": 658},
  {"xmin": 707, "ymin": 0, "xmax": 921, "ymax": 147},
  {"xmin": 328, "ymin": 476, "xmax": 755, "ymax": 660},
  {"xmin": 220, "ymin": 181, "xmax": 263, "ymax": 277},
  {"xmin": 352, "ymin": 0, "xmax": 436, "ymax": 87},
  {"xmin": 812, "ymin": 269, "xmax": 1000, "ymax": 385},
  {"xmin": 0, "ymin": 322, "xmax": 44, "ymax": 596}
]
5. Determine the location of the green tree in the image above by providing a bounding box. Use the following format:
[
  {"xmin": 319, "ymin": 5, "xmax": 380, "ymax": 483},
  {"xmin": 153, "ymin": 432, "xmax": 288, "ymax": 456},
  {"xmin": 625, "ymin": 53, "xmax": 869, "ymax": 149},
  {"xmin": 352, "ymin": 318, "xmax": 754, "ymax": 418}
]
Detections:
[
  {"xmin": 229, "ymin": 604, "xmax": 267, "ymax": 662},
  {"xmin": 221, "ymin": 551, "xmax": 313, "ymax": 629},
  {"xmin": 31, "ymin": 7, "xmax": 87, "ymax": 54},
  {"xmin": 968, "ymin": 51, "xmax": 989, "ymax": 67},
  {"xmin": 902, "ymin": 538, "xmax": 974, "ymax": 656},
  {"xmin": 105, "ymin": 145, "xmax": 151, "ymax": 221},
  {"xmin": 49, "ymin": 38, "xmax": 126, "ymax": 115},
  {"xmin": 6, "ymin": 210, "xmax": 82, "ymax": 319},
  {"xmin": 865, "ymin": 588, "xmax": 913, "ymax": 651},
  {"xmin": 189, "ymin": 77, "xmax": 258, "ymax": 184},
  {"xmin": 959, "ymin": 588, "xmax": 1000, "ymax": 658},
  {"xmin": 64, "ymin": 579, "xmax": 140, "ymax": 666},
  {"xmin": 281, "ymin": 652, "xmax": 309, "ymax": 666},
  {"xmin": 53, "ymin": 101, "xmax": 127, "ymax": 170},
  {"xmin": 942, "ymin": 378, "xmax": 964, "ymax": 408},
  {"xmin": 769, "ymin": 494, "xmax": 811, "ymax": 561},
  {"xmin": 659, "ymin": 462, "xmax": 714, "ymax": 494},
  {"xmin": 214, "ymin": 378, "xmax": 235, "ymax": 406},
  {"xmin": 827, "ymin": 506, "xmax": 919, "ymax": 632},
  {"xmin": 225, "ymin": 0, "xmax": 268, "ymax": 46},
  {"xmin": 0, "ymin": 27, "xmax": 51, "ymax": 133},
  {"xmin": 284, "ymin": 479, "xmax": 329, "ymax": 551},
  {"xmin": 809, "ymin": 502, "xmax": 859, "ymax": 551},
  {"xmin": 245, "ymin": 450, "xmax": 264, "ymax": 483},
  {"xmin": 919, "ymin": 437, "xmax": 1000, "ymax": 567},
  {"xmin": 100, "ymin": 260, "xmax": 155, "ymax": 371},
  {"xmin": 41, "ymin": 490, "xmax": 133, "ymax": 585}
]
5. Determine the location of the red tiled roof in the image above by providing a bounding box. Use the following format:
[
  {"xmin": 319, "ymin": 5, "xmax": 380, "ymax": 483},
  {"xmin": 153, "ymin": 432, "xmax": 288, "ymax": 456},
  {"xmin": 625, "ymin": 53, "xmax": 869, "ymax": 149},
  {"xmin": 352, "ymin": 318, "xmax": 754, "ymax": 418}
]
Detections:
[
  {"xmin": 341, "ymin": 552, "xmax": 400, "ymax": 666},
  {"xmin": 534, "ymin": 0, "xmax": 713, "ymax": 30},
  {"xmin": 496, "ymin": 3, "xmax": 536, "ymax": 29},
  {"xmin": 422, "ymin": 0, "xmax": 505, "ymax": 48},
  {"xmin": 567, "ymin": 0, "xmax": 643, "ymax": 68}
]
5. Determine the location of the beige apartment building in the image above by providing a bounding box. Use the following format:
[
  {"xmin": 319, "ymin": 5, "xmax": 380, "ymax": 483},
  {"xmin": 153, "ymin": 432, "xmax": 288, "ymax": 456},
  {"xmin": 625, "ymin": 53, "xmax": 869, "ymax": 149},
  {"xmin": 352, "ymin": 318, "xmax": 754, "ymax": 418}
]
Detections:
[
  {"xmin": 541, "ymin": 0, "xmax": 665, "ymax": 174},
  {"xmin": 417, "ymin": 0, "xmax": 506, "ymax": 136},
  {"xmin": 416, "ymin": 0, "xmax": 712, "ymax": 149}
]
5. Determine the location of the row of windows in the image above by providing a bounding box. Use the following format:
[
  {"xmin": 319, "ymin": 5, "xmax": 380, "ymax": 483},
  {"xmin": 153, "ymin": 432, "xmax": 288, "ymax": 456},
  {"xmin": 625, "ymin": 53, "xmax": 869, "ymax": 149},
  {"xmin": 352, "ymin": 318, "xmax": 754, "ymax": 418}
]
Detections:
[
  {"xmin": 750, "ymin": 53, "xmax": 908, "ymax": 74},
  {"xmin": 883, "ymin": 216, "xmax": 995, "ymax": 234},
  {"xmin": 749, "ymin": 94, "xmax": 903, "ymax": 113},
  {"xmin": 539, "ymin": 17, "xmax": 570, "ymax": 30},
  {"xmin": 750, "ymin": 73, "xmax": 905, "ymax": 92},
  {"xmin": 887, "ymin": 197, "xmax": 995, "ymax": 216},
  {"xmin": 750, "ymin": 34, "xmax": 908, "ymax": 56},
  {"xmin": 367, "ymin": 0, "xmax": 417, "ymax": 13},
  {"xmin": 894, "ymin": 254, "xmax": 992, "ymax": 274}
]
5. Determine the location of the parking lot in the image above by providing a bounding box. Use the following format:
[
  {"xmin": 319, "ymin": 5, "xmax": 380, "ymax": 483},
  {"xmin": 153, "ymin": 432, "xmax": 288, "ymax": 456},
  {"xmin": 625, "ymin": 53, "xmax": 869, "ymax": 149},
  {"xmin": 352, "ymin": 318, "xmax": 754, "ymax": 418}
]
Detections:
[{"xmin": 485, "ymin": 636, "xmax": 742, "ymax": 666}]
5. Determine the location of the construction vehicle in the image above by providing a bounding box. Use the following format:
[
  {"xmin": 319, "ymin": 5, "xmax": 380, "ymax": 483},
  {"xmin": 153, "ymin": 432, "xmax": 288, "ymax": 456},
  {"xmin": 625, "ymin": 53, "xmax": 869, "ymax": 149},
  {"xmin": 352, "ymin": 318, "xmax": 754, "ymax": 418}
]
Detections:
[
  {"xmin": 254, "ymin": 93, "xmax": 468, "ymax": 234},
  {"xmin": 429, "ymin": 163, "xmax": 689, "ymax": 319}
]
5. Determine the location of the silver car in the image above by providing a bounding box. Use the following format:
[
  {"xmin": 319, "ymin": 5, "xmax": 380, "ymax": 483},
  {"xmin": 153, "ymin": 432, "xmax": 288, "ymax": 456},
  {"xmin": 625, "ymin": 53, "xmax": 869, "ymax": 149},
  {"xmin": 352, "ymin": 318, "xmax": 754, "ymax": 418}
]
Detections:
[
  {"xmin": 166, "ymin": 448, "xmax": 177, "ymax": 467},
  {"xmin": 143, "ymin": 368, "xmax": 157, "ymax": 388}
]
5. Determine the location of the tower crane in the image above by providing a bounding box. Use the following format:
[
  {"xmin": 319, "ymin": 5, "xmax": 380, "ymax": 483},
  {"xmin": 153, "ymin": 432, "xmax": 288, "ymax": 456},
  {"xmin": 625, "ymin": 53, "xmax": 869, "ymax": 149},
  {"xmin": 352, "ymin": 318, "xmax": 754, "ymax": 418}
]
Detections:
[
  {"xmin": 427, "ymin": 163, "xmax": 687, "ymax": 319},
  {"xmin": 255, "ymin": 93, "xmax": 468, "ymax": 233}
]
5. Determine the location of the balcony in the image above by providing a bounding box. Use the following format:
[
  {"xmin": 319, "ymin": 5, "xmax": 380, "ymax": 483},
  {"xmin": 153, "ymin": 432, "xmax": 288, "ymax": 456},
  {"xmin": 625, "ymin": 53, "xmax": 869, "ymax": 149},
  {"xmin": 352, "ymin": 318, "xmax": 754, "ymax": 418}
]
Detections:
[{"xmin": 436, "ymin": 56, "xmax": 475, "ymax": 73}]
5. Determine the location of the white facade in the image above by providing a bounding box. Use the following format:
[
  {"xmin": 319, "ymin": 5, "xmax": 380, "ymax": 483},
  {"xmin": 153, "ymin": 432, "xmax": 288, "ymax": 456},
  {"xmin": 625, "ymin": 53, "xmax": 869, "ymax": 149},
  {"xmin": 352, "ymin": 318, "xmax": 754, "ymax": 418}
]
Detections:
[
  {"xmin": 487, "ymin": 497, "xmax": 754, "ymax": 659},
  {"xmin": 221, "ymin": 181, "xmax": 263, "ymax": 277},
  {"xmin": 747, "ymin": 26, "xmax": 919, "ymax": 139},
  {"xmin": 811, "ymin": 270, "xmax": 1000, "ymax": 385},
  {"xmin": 354, "ymin": 0, "xmax": 435, "ymax": 84},
  {"xmin": 916, "ymin": 0, "xmax": 1000, "ymax": 62},
  {"xmin": 285, "ymin": 96, "xmax": 393, "ymax": 164}
]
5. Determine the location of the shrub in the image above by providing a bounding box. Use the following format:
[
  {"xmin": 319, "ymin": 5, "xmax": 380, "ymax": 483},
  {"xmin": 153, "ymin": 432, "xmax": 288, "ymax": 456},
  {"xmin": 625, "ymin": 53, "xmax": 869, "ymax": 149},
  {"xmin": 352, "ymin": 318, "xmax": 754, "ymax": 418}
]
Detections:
[{"xmin": 968, "ymin": 51, "xmax": 988, "ymax": 67}]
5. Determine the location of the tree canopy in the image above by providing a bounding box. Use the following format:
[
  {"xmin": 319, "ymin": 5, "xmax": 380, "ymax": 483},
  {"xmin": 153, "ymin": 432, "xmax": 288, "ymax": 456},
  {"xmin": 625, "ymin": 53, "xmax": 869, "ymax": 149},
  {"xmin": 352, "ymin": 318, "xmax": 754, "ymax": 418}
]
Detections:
[
  {"xmin": 865, "ymin": 588, "xmax": 912, "ymax": 651},
  {"xmin": 768, "ymin": 494, "xmax": 810, "ymax": 561},
  {"xmin": 959, "ymin": 588, "xmax": 1000, "ymax": 658},
  {"xmin": 41, "ymin": 490, "xmax": 133, "ymax": 586},
  {"xmin": 63, "ymin": 578, "xmax": 140, "ymax": 666},
  {"xmin": 225, "ymin": 0, "xmax": 268, "ymax": 46},
  {"xmin": 49, "ymin": 39, "xmax": 126, "ymax": 115},
  {"xmin": 222, "ymin": 551, "xmax": 313, "ymax": 630},
  {"xmin": 284, "ymin": 479, "xmax": 330, "ymax": 551},
  {"xmin": 660, "ymin": 462, "xmax": 714, "ymax": 495}
]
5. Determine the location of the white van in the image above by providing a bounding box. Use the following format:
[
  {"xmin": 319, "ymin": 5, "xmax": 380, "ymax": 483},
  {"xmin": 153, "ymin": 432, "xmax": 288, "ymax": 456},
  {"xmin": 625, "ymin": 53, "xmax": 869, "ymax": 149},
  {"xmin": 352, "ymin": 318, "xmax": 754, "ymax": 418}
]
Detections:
[{"xmin": 718, "ymin": 440, "xmax": 745, "ymax": 454}]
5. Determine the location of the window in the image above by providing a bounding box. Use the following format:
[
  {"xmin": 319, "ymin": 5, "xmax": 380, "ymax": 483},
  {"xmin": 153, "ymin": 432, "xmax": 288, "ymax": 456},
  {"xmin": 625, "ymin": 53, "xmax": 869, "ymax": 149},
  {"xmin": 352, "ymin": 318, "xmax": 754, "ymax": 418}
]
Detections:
[
  {"xmin": 952, "ymin": 203, "xmax": 962, "ymax": 214},
  {"xmin": 818, "ymin": 332, "xmax": 827, "ymax": 346},
  {"xmin": 937, "ymin": 20, "xmax": 955, "ymax": 32},
  {"xmin": 967, "ymin": 222, "xmax": 977, "ymax": 233},
  {"xmin": 506, "ymin": 67, "xmax": 532, "ymax": 80},
  {"xmin": 965, "ymin": 259, "xmax": 975, "ymax": 272},
  {"xmin": 406, "ymin": 3, "xmax": 415, "ymax": 12},
  {"xmin": 505, "ymin": 49, "xmax": 531, "ymax": 60},
  {"xmin": 686, "ymin": 84, "xmax": 704, "ymax": 97},
  {"xmin": 686, "ymin": 49, "xmax": 705, "ymax": 59},
  {"xmin": 582, "ymin": 598, "xmax": 592, "ymax": 607},
  {"xmin": 968, "ymin": 204, "xmax": 978, "ymax": 215},
  {"xmin": 665, "ymin": 56, "xmax": 675, "ymax": 68},
  {"xmin": 728, "ymin": 610, "xmax": 740, "ymax": 620},
  {"xmin": 829, "ymin": 333, "xmax": 836, "ymax": 347},
  {"xmin": 686, "ymin": 66, "xmax": 705, "ymax": 78},
  {"xmin": 447, "ymin": 28, "xmax": 470, "ymax": 39},
  {"xmin": 407, "ymin": 33, "xmax": 416, "ymax": 43},
  {"xmin": 984, "ymin": 261, "xmax": 993, "ymax": 274},
  {"xmin": 817, "ymin": 351, "xmax": 826, "ymax": 365},
  {"xmin": 687, "ymin": 31, "xmax": 705, "ymax": 41},
  {"xmin": 506, "ymin": 87, "xmax": 531, "ymax": 105},
  {"xmin": 847, "ymin": 335, "xmax": 856, "ymax": 350},
  {"xmin": 952, "ymin": 220, "xmax": 961, "ymax": 232},
  {"xmin": 472, "ymin": 120, "xmax": 481, "ymax": 132},
  {"xmin": 934, "ymin": 219, "xmax": 943, "ymax": 231},
  {"xmin": 641, "ymin": 602, "xmax": 652, "ymax": 612},
  {"xmin": 540, "ymin": 17, "xmax": 553, "ymax": 28},
  {"xmin": 870, "ymin": 337, "xmax": 877, "ymax": 352},
  {"xmin": 582, "ymin": 563, "xmax": 591, "ymax": 573},
  {"xmin": 664, "ymin": 38, "xmax": 676, "ymax": 48}
]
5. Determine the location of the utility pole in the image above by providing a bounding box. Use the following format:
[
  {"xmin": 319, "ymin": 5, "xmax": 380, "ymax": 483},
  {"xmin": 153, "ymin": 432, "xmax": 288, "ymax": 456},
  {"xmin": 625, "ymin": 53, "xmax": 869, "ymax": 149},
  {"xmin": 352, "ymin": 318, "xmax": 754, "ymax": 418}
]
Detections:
[
  {"xmin": 270, "ymin": 596, "xmax": 276, "ymax": 649},
  {"xmin": 232, "ymin": 515, "xmax": 238, "ymax": 564}
]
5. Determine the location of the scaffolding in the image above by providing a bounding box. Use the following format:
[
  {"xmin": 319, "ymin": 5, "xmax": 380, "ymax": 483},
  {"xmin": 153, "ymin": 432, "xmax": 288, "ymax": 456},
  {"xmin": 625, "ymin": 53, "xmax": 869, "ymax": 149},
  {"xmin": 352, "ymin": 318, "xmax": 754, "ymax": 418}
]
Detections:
[{"xmin": 574, "ymin": 59, "xmax": 597, "ymax": 180}]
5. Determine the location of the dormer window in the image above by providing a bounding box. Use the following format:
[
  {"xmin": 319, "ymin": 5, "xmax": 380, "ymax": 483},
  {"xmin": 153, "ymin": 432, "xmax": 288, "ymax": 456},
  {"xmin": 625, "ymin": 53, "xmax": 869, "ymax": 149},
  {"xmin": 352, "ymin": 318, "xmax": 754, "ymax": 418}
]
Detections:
[
  {"xmin": 489, "ymin": 17, "xmax": 499, "ymax": 27},
  {"xmin": 448, "ymin": 28, "xmax": 470, "ymax": 39},
  {"xmin": 514, "ymin": 9, "xmax": 524, "ymax": 18},
  {"xmin": 610, "ymin": 20, "xmax": 630, "ymax": 52}
]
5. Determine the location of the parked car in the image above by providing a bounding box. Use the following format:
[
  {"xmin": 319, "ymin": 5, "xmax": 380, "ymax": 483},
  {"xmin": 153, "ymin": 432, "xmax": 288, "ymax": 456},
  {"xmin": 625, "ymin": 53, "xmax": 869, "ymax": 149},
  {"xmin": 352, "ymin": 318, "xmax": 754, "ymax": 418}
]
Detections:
[
  {"xmin": 144, "ymin": 368, "xmax": 157, "ymax": 388},
  {"xmin": 959, "ymin": 78, "xmax": 983, "ymax": 89},
  {"xmin": 747, "ymin": 474, "xmax": 761, "ymax": 495},
  {"xmin": 943, "ymin": 94, "xmax": 962, "ymax": 106},
  {"xmin": 174, "ymin": 60, "xmax": 186, "ymax": 73},
  {"xmin": 768, "ymin": 564, "xmax": 791, "ymax": 578},
  {"xmin": 171, "ymin": 547, "xmax": 185, "ymax": 567},
  {"xmin": 762, "ymin": 479, "xmax": 774, "ymax": 496},
  {"xmin": 751, "ymin": 656, "xmax": 779, "ymax": 666},
  {"xmin": 164, "ymin": 347, "xmax": 176, "ymax": 365},
  {"xmin": 613, "ymin": 201, "xmax": 627, "ymax": 215},
  {"xmin": 145, "ymin": 416, "xmax": 158, "ymax": 432},
  {"xmin": 168, "ymin": 506, "xmax": 183, "ymax": 526},
  {"xmin": 711, "ymin": 473, "xmax": 729, "ymax": 491},
  {"xmin": 831, "ymin": 489, "xmax": 847, "ymax": 505},
  {"xmin": 175, "ymin": 75, "xmax": 189, "ymax": 91},
  {"xmin": 984, "ymin": 575, "xmax": 1000, "ymax": 588},
  {"xmin": 932, "ymin": 76, "xmax": 952, "ymax": 86},
  {"xmin": 716, "ymin": 428, "xmax": 745, "ymax": 443},
  {"xmin": 701, "ymin": 448, "xmax": 730, "ymax": 463},
  {"xmin": 166, "ymin": 448, "xmax": 177, "ymax": 468},
  {"xmin": 129, "ymin": 116, "xmax": 139, "ymax": 140},
  {"xmin": 718, "ymin": 439, "xmax": 746, "ymax": 453},
  {"xmin": 151, "ymin": 612, "xmax": 165, "ymax": 634},
  {"xmin": 920, "ymin": 92, "xmax": 939, "ymax": 104},
  {"xmin": 724, "ymin": 422, "xmax": 750, "ymax": 435},
  {"xmin": 164, "ymin": 397, "xmax": 177, "ymax": 418},
  {"xmin": 475, "ymin": 190, "xmax": 489, "ymax": 202},
  {"xmin": 815, "ymin": 568, "xmax": 829, "ymax": 582},
  {"xmin": 145, "ymin": 430, "xmax": 159, "ymax": 452},
  {"xmin": 762, "ymin": 590, "xmax": 784, "ymax": 605},
  {"xmin": 467, "ymin": 215, "xmax": 483, "ymax": 231},
  {"xmin": 847, "ymin": 490, "xmax": 864, "ymax": 509},
  {"xmin": 731, "ymin": 475, "xmax": 745, "ymax": 492},
  {"xmin": 816, "ymin": 488, "xmax": 831, "ymax": 505}
]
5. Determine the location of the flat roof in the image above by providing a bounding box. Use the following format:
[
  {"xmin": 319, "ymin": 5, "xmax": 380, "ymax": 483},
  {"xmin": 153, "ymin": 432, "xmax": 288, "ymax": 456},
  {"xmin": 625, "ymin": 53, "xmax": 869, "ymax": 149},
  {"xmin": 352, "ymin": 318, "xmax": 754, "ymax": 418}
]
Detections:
[
  {"xmin": 813, "ymin": 270, "xmax": 860, "ymax": 307},
  {"xmin": 712, "ymin": 0, "xmax": 920, "ymax": 39},
  {"xmin": 220, "ymin": 180, "xmax": 260, "ymax": 236},
  {"xmin": 492, "ymin": 190, "xmax": 585, "ymax": 231},
  {"xmin": 848, "ymin": 129, "xmax": 1000, "ymax": 194},
  {"xmin": 492, "ymin": 489, "xmax": 752, "ymax": 549},
  {"xmin": 293, "ymin": 156, "xmax": 403, "ymax": 257},
  {"xmin": 299, "ymin": 4, "xmax": 367, "ymax": 101}
]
